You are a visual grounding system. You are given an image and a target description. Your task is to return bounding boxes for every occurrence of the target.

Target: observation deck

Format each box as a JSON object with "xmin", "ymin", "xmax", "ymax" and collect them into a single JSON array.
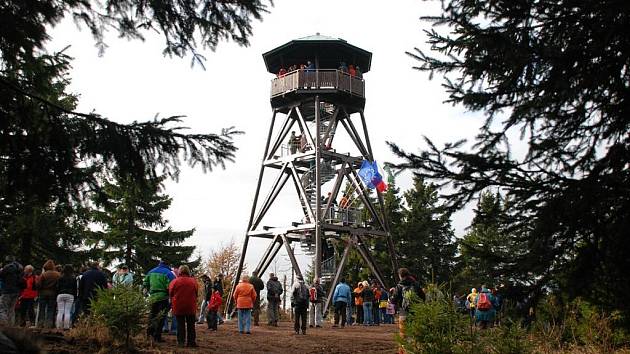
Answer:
[
  {"xmin": 270, "ymin": 69, "xmax": 365, "ymax": 111},
  {"xmin": 263, "ymin": 34, "xmax": 372, "ymax": 112}
]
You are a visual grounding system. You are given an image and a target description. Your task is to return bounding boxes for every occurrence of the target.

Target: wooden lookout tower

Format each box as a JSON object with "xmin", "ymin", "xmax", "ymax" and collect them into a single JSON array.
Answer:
[{"xmin": 227, "ymin": 34, "xmax": 398, "ymax": 315}]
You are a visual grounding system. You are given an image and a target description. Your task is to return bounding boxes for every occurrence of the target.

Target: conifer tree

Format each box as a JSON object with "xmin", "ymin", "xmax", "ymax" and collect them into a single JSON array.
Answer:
[
  {"xmin": 397, "ymin": 177, "xmax": 457, "ymax": 285},
  {"xmin": 391, "ymin": 0, "xmax": 630, "ymax": 315},
  {"xmin": 91, "ymin": 174, "xmax": 197, "ymax": 274},
  {"xmin": 456, "ymin": 191, "xmax": 526, "ymax": 292},
  {"xmin": 0, "ymin": 0, "xmax": 271, "ymax": 262}
]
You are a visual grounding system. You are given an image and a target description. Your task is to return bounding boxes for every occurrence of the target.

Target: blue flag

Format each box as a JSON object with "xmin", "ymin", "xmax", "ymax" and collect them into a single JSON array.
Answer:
[{"xmin": 358, "ymin": 160, "xmax": 383, "ymax": 189}]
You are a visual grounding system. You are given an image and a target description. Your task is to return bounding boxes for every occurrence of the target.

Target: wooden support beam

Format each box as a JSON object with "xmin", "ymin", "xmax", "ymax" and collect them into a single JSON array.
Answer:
[
  {"xmin": 323, "ymin": 236, "xmax": 353, "ymax": 315},
  {"xmin": 321, "ymin": 162, "xmax": 346, "ymax": 223},
  {"xmin": 260, "ymin": 238, "xmax": 284, "ymax": 276},
  {"xmin": 358, "ymin": 110, "xmax": 374, "ymax": 160},
  {"xmin": 314, "ymin": 95, "xmax": 322, "ymax": 281},
  {"xmin": 253, "ymin": 235, "xmax": 280, "ymax": 274},
  {"xmin": 281, "ymin": 234, "xmax": 303, "ymax": 280},
  {"xmin": 228, "ymin": 109, "xmax": 277, "ymax": 316},
  {"xmin": 289, "ymin": 163, "xmax": 315, "ymax": 222},
  {"xmin": 295, "ymin": 106, "xmax": 316, "ymax": 149},
  {"xmin": 346, "ymin": 170, "xmax": 387, "ymax": 232},
  {"xmin": 345, "ymin": 113, "xmax": 373, "ymax": 160},
  {"xmin": 340, "ymin": 118, "xmax": 369, "ymax": 158},
  {"xmin": 251, "ymin": 163, "xmax": 290, "ymax": 231},
  {"xmin": 267, "ymin": 108, "xmax": 295, "ymax": 160},
  {"xmin": 355, "ymin": 235, "xmax": 387, "ymax": 289}
]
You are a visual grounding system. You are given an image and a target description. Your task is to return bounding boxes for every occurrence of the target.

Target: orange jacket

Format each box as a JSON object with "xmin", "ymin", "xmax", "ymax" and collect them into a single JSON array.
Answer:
[
  {"xmin": 354, "ymin": 286, "xmax": 363, "ymax": 305},
  {"xmin": 233, "ymin": 281, "xmax": 257, "ymax": 309}
]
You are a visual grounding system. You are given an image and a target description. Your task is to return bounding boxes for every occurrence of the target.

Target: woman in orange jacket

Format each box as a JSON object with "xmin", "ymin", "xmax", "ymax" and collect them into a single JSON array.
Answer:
[
  {"xmin": 353, "ymin": 282, "xmax": 364, "ymax": 324},
  {"xmin": 233, "ymin": 275, "xmax": 257, "ymax": 334}
]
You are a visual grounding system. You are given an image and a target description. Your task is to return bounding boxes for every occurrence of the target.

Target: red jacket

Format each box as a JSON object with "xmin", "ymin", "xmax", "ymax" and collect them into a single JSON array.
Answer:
[
  {"xmin": 207, "ymin": 291, "xmax": 223, "ymax": 312},
  {"xmin": 20, "ymin": 274, "xmax": 38, "ymax": 299},
  {"xmin": 168, "ymin": 275, "xmax": 198, "ymax": 316}
]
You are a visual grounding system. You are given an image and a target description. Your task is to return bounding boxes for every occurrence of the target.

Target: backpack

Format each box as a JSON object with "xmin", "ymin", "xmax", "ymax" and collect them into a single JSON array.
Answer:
[
  {"xmin": 309, "ymin": 286, "xmax": 317, "ymax": 302},
  {"xmin": 400, "ymin": 285, "xmax": 416, "ymax": 312},
  {"xmin": 295, "ymin": 283, "xmax": 309, "ymax": 305},
  {"xmin": 477, "ymin": 293, "xmax": 492, "ymax": 311}
]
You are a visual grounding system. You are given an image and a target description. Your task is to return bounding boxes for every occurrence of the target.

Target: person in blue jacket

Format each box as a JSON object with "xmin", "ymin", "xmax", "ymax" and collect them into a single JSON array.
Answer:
[
  {"xmin": 332, "ymin": 277, "xmax": 352, "ymax": 328},
  {"xmin": 474, "ymin": 285, "xmax": 498, "ymax": 329}
]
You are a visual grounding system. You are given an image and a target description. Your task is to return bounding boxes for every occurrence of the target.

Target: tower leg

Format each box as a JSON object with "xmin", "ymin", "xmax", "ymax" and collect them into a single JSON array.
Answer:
[
  {"xmin": 227, "ymin": 110, "xmax": 277, "ymax": 316},
  {"xmin": 323, "ymin": 236, "xmax": 353, "ymax": 315},
  {"xmin": 314, "ymin": 95, "xmax": 322, "ymax": 281}
]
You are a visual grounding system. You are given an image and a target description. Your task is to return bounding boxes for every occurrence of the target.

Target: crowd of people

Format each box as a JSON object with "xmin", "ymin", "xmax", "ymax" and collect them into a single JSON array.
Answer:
[
  {"xmin": 227, "ymin": 267, "xmax": 424, "ymax": 342},
  {"xmin": 0, "ymin": 255, "xmax": 225, "ymax": 348},
  {"xmin": 453, "ymin": 285, "xmax": 503, "ymax": 329},
  {"xmin": 276, "ymin": 60, "xmax": 363, "ymax": 79},
  {"xmin": 3, "ymin": 254, "xmax": 501, "ymax": 351},
  {"xmin": 0, "ymin": 256, "xmax": 110, "ymax": 329}
]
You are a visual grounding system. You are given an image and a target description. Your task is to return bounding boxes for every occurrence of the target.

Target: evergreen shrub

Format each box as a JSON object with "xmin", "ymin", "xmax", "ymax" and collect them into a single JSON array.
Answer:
[{"xmin": 90, "ymin": 286, "xmax": 148, "ymax": 351}]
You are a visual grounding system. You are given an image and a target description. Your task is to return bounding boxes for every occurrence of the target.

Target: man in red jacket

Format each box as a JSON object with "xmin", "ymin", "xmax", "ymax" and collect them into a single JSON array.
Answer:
[{"xmin": 168, "ymin": 265, "xmax": 198, "ymax": 347}]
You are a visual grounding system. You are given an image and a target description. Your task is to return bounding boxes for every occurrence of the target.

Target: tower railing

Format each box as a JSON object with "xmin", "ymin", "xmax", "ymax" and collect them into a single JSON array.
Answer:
[{"xmin": 270, "ymin": 69, "xmax": 365, "ymax": 97}]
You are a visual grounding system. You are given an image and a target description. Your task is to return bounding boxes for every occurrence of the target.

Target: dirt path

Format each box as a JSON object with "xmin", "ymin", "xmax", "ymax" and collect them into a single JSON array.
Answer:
[
  {"xmin": 39, "ymin": 320, "xmax": 399, "ymax": 353},
  {"xmin": 153, "ymin": 321, "xmax": 399, "ymax": 353}
]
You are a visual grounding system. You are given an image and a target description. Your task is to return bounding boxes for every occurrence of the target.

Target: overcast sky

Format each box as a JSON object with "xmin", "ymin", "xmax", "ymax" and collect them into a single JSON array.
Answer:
[{"xmin": 48, "ymin": 0, "xmax": 487, "ymax": 277}]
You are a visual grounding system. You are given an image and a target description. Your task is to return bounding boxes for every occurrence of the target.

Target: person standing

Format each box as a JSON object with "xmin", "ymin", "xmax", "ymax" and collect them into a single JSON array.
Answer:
[
  {"xmin": 266, "ymin": 273, "xmax": 283, "ymax": 326},
  {"xmin": 144, "ymin": 260, "xmax": 175, "ymax": 343},
  {"xmin": 37, "ymin": 259, "xmax": 60, "ymax": 328},
  {"xmin": 18, "ymin": 265, "xmax": 38, "ymax": 327},
  {"xmin": 78, "ymin": 261, "xmax": 107, "ymax": 316},
  {"xmin": 466, "ymin": 288, "xmax": 478, "ymax": 319},
  {"xmin": 289, "ymin": 131, "xmax": 298, "ymax": 154},
  {"xmin": 378, "ymin": 285, "xmax": 389, "ymax": 324},
  {"xmin": 361, "ymin": 280, "xmax": 374, "ymax": 326},
  {"xmin": 196, "ymin": 274, "xmax": 211, "ymax": 324},
  {"xmin": 353, "ymin": 282, "xmax": 364, "ymax": 325},
  {"xmin": 55, "ymin": 265, "xmax": 77, "ymax": 329},
  {"xmin": 213, "ymin": 273, "xmax": 225, "ymax": 325},
  {"xmin": 308, "ymin": 278, "xmax": 325, "ymax": 328},
  {"xmin": 393, "ymin": 268, "xmax": 425, "ymax": 354},
  {"xmin": 474, "ymin": 285, "xmax": 498, "ymax": 329},
  {"xmin": 112, "ymin": 264, "xmax": 133, "ymax": 287},
  {"xmin": 372, "ymin": 282, "xmax": 381, "ymax": 326},
  {"xmin": 206, "ymin": 285, "xmax": 222, "ymax": 331},
  {"xmin": 249, "ymin": 271, "xmax": 264, "ymax": 326},
  {"xmin": 168, "ymin": 265, "xmax": 198, "ymax": 347},
  {"xmin": 291, "ymin": 276, "xmax": 309, "ymax": 335},
  {"xmin": 332, "ymin": 277, "xmax": 352, "ymax": 328},
  {"xmin": 0, "ymin": 255, "xmax": 23, "ymax": 326},
  {"xmin": 233, "ymin": 275, "xmax": 256, "ymax": 334}
]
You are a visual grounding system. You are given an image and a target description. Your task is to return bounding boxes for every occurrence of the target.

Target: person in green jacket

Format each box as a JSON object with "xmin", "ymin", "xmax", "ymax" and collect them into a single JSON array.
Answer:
[{"xmin": 144, "ymin": 260, "xmax": 175, "ymax": 342}]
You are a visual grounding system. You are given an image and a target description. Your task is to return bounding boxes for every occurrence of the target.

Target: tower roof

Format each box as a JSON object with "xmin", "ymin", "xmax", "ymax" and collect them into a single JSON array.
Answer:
[{"xmin": 262, "ymin": 34, "xmax": 372, "ymax": 74}]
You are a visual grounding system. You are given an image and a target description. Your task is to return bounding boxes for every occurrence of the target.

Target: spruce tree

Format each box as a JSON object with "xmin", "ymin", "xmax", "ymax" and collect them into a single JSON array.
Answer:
[
  {"xmin": 397, "ymin": 177, "xmax": 457, "ymax": 285},
  {"xmin": 91, "ymin": 174, "xmax": 197, "ymax": 274},
  {"xmin": 391, "ymin": 0, "xmax": 630, "ymax": 316},
  {"xmin": 0, "ymin": 0, "xmax": 271, "ymax": 263},
  {"xmin": 457, "ymin": 191, "xmax": 526, "ymax": 292}
]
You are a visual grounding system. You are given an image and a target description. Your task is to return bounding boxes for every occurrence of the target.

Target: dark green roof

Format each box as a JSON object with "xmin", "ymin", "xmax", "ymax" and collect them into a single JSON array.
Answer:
[{"xmin": 262, "ymin": 34, "xmax": 372, "ymax": 74}]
